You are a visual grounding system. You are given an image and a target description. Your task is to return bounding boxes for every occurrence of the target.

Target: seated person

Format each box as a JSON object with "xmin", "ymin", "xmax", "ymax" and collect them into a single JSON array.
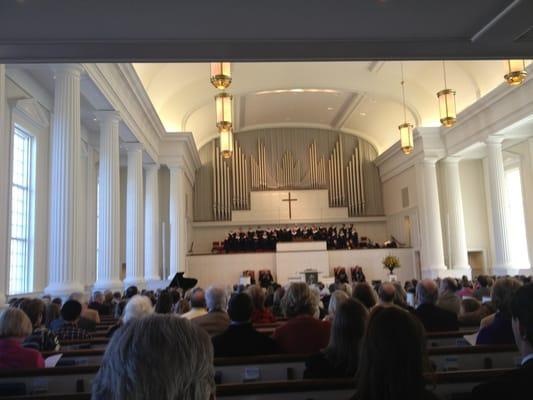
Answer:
[
  {"xmin": 272, "ymin": 282, "xmax": 330, "ymax": 354},
  {"xmin": 352, "ymin": 282, "xmax": 377, "ymax": 310},
  {"xmin": 304, "ymin": 298, "xmax": 368, "ymax": 379},
  {"xmin": 107, "ymin": 295, "xmax": 154, "ymax": 337},
  {"xmin": 352, "ymin": 306, "xmax": 439, "ymax": 400},
  {"xmin": 19, "ymin": 298, "xmax": 60, "ymax": 351},
  {"xmin": 378, "ymin": 283, "xmax": 396, "ymax": 307},
  {"xmin": 246, "ymin": 285, "xmax": 275, "ymax": 324},
  {"xmin": 52, "ymin": 300, "xmax": 91, "ymax": 341},
  {"xmin": 0, "ymin": 308, "xmax": 45, "ymax": 368},
  {"xmin": 414, "ymin": 279, "xmax": 458, "ymax": 332},
  {"xmin": 477, "ymin": 277, "xmax": 522, "ymax": 345},
  {"xmin": 192, "ymin": 286, "xmax": 230, "ymax": 337},
  {"xmin": 92, "ymin": 314, "xmax": 215, "ymax": 399},
  {"xmin": 212, "ymin": 293, "xmax": 278, "ymax": 357},
  {"xmin": 181, "ymin": 288, "xmax": 208, "ymax": 320},
  {"xmin": 472, "ymin": 283, "xmax": 533, "ymax": 399},
  {"xmin": 437, "ymin": 278, "xmax": 461, "ymax": 315},
  {"xmin": 473, "ymin": 275, "xmax": 492, "ymax": 301},
  {"xmin": 323, "ymin": 290, "xmax": 349, "ymax": 322},
  {"xmin": 88, "ymin": 291, "xmax": 111, "ymax": 316}
]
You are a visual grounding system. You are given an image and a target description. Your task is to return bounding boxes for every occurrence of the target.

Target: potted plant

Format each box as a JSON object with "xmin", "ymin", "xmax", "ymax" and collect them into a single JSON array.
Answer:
[{"xmin": 383, "ymin": 255, "xmax": 400, "ymax": 275}]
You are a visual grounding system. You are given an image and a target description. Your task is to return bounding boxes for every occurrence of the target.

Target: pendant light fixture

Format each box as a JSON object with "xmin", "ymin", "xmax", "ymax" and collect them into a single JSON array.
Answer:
[
  {"xmin": 215, "ymin": 92, "xmax": 233, "ymax": 131},
  {"xmin": 504, "ymin": 60, "xmax": 527, "ymax": 86},
  {"xmin": 436, "ymin": 61, "xmax": 457, "ymax": 128},
  {"xmin": 210, "ymin": 62, "xmax": 232, "ymax": 89},
  {"xmin": 219, "ymin": 126, "xmax": 234, "ymax": 159},
  {"xmin": 398, "ymin": 62, "xmax": 414, "ymax": 155}
]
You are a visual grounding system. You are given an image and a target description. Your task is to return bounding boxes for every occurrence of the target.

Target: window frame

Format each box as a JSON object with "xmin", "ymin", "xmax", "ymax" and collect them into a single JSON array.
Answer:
[{"xmin": 8, "ymin": 123, "xmax": 36, "ymax": 295}]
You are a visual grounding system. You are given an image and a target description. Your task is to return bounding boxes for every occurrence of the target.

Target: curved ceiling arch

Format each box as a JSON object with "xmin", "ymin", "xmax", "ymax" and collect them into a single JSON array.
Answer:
[{"xmin": 134, "ymin": 60, "xmax": 517, "ymax": 154}]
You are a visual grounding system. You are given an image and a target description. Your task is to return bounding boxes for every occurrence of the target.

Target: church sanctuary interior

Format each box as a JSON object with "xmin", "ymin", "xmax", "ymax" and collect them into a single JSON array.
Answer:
[{"xmin": 1, "ymin": 1, "xmax": 533, "ymax": 399}]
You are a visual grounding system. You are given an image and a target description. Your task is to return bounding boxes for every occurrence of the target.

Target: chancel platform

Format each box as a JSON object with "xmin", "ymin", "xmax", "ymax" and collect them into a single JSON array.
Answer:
[{"xmin": 186, "ymin": 247, "xmax": 415, "ymax": 288}]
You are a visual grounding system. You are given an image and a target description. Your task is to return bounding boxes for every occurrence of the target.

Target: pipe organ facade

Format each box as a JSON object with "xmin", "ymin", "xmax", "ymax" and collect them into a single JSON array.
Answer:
[{"xmin": 194, "ymin": 128, "xmax": 382, "ymax": 221}]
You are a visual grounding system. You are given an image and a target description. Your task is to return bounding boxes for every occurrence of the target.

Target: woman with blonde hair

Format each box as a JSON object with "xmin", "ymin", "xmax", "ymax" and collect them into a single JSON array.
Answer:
[{"xmin": 0, "ymin": 308, "xmax": 45, "ymax": 368}]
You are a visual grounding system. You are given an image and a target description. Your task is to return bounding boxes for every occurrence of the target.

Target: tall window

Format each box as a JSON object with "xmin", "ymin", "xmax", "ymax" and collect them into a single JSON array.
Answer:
[
  {"xmin": 504, "ymin": 167, "xmax": 530, "ymax": 269},
  {"xmin": 9, "ymin": 125, "xmax": 34, "ymax": 294}
]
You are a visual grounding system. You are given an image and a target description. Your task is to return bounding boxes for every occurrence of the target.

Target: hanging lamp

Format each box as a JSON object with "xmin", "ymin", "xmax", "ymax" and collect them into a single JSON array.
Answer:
[
  {"xmin": 398, "ymin": 62, "xmax": 414, "ymax": 155},
  {"xmin": 436, "ymin": 61, "xmax": 457, "ymax": 128}
]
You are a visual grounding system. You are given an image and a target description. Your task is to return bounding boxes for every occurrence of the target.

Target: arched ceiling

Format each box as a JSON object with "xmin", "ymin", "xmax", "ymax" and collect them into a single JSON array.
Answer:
[{"xmin": 133, "ymin": 60, "xmax": 527, "ymax": 153}]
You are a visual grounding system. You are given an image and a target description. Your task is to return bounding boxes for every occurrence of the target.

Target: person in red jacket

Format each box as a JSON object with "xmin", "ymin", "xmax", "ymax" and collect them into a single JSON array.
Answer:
[
  {"xmin": 247, "ymin": 285, "xmax": 276, "ymax": 324},
  {"xmin": 0, "ymin": 307, "xmax": 45, "ymax": 369},
  {"xmin": 273, "ymin": 282, "xmax": 330, "ymax": 354}
]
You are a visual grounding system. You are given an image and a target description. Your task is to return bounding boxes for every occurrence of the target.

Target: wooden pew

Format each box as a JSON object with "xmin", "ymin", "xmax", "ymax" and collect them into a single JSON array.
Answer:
[
  {"xmin": 39, "ymin": 345, "xmax": 519, "ymax": 380},
  {"xmin": 0, "ymin": 369, "xmax": 513, "ymax": 399}
]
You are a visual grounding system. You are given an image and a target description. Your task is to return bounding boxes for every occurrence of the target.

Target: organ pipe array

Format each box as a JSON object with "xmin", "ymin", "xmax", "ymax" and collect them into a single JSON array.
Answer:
[
  {"xmin": 213, "ymin": 143, "xmax": 232, "ymax": 220},
  {"xmin": 276, "ymin": 152, "xmax": 301, "ymax": 189},
  {"xmin": 231, "ymin": 140, "xmax": 249, "ymax": 210},
  {"xmin": 308, "ymin": 141, "xmax": 327, "ymax": 188},
  {"xmin": 251, "ymin": 140, "xmax": 268, "ymax": 190},
  {"xmin": 212, "ymin": 135, "xmax": 367, "ymax": 219},
  {"xmin": 328, "ymin": 137, "xmax": 345, "ymax": 207},
  {"xmin": 346, "ymin": 145, "xmax": 365, "ymax": 216}
]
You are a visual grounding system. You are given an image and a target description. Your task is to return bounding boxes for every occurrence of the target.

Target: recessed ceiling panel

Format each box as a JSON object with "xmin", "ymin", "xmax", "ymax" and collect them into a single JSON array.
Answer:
[{"xmin": 243, "ymin": 91, "xmax": 351, "ymax": 127}]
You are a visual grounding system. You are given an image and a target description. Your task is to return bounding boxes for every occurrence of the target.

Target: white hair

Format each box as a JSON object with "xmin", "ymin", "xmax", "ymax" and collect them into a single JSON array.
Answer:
[
  {"xmin": 328, "ymin": 290, "xmax": 350, "ymax": 317},
  {"xmin": 123, "ymin": 295, "xmax": 154, "ymax": 323},
  {"xmin": 205, "ymin": 285, "xmax": 228, "ymax": 312},
  {"xmin": 92, "ymin": 314, "xmax": 215, "ymax": 399}
]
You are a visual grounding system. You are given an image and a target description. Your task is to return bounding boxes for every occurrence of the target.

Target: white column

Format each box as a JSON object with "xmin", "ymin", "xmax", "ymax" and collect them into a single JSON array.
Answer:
[
  {"xmin": 94, "ymin": 111, "xmax": 122, "ymax": 291},
  {"xmin": 486, "ymin": 137, "xmax": 515, "ymax": 275},
  {"xmin": 85, "ymin": 147, "xmax": 98, "ymax": 287},
  {"xmin": 144, "ymin": 164, "xmax": 160, "ymax": 282},
  {"xmin": 442, "ymin": 158, "xmax": 471, "ymax": 278},
  {"xmin": 0, "ymin": 64, "xmax": 8, "ymax": 304},
  {"xmin": 124, "ymin": 144, "xmax": 145, "ymax": 288},
  {"xmin": 169, "ymin": 165, "xmax": 186, "ymax": 278},
  {"xmin": 416, "ymin": 159, "xmax": 447, "ymax": 278},
  {"xmin": 46, "ymin": 64, "xmax": 85, "ymax": 296}
]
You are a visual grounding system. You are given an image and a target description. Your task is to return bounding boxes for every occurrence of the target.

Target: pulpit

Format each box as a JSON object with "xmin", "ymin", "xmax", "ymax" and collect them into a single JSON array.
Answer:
[{"xmin": 275, "ymin": 241, "xmax": 329, "ymax": 284}]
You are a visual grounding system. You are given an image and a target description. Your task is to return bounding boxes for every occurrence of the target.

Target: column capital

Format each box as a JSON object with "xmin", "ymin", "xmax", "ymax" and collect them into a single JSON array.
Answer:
[
  {"xmin": 145, "ymin": 163, "xmax": 160, "ymax": 172},
  {"xmin": 441, "ymin": 156, "xmax": 462, "ymax": 165},
  {"xmin": 94, "ymin": 110, "xmax": 121, "ymax": 124},
  {"xmin": 486, "ymin": 135, "xmax": 505, "ymax": 146},
  {"xmin": 52, "ymin": 64, "xmax": 85, "ymax": 77},
  {"xmin": 123, "ymin": 142, "xmax": 144, "ymax": 153}
]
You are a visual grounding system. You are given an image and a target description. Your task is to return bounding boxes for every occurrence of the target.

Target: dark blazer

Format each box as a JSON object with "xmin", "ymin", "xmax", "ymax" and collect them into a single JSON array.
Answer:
[
  {"xmin": 472, "ymin": 358, "xmax": 533, "ymax": 399},
  {"xmin": 476, "ymin": 312, "xmax": 515, "ymax": 345},
  {"xmin": 212, "ymin": 323, "xmax": 278, "ymax": 357},
  {"xmin": 414, "ymin": 303, "xmax": 459, "ymax": 332}
]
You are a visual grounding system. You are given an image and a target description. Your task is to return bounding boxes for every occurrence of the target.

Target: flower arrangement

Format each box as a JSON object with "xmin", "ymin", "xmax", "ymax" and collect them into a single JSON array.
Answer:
[{"xmin": 383, "ymin": 255, "xmax": 400, "ymax": 275}]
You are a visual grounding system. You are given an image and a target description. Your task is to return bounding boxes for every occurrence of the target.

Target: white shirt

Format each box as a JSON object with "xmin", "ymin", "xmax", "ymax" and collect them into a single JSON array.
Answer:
[{"xmin": 181, "ymin": 307, "xmax": 208, "ymax": 320}]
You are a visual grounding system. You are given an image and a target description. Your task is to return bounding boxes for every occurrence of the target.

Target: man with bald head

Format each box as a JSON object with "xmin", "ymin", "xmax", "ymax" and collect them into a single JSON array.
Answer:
[
  {"xmin": 378, "ymin": 283, "xmax": 396, "ymax": 306},
  {"xmin": 414, "ymin": 279, "xmax": 458, "ymax": 332}
]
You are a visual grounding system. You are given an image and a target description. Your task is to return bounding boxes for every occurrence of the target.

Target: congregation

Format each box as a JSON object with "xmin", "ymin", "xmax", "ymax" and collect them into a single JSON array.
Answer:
[{"xmin": 0, "ymin": 273, "xmax": 532, "ymax": 399}]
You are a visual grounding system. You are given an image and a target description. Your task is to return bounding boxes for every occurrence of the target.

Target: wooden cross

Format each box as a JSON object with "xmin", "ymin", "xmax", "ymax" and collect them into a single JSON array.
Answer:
[{"xmin": 282, "ymin": 192, "xmax": 298, "ymax": 219}]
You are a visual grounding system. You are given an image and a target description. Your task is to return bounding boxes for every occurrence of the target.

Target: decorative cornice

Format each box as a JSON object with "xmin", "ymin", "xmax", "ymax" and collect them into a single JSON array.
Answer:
[
  {"xmin": 442, "ymin": 63, "xmax": 533, "ymax": 155},
  {"xmin": 159, "ymin": 132, "xmax": 201, "ymax": 185},
  {"xmin": 11, "ymin": 98, "xmax": 50, "ymax": 129},
  {"xmin": 375, "ymin": 127, "xmax": 445, "ymax": 182},
  {"xmin": 82, "ymin": 63, "xmax": 162, "ymax": 163}
]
